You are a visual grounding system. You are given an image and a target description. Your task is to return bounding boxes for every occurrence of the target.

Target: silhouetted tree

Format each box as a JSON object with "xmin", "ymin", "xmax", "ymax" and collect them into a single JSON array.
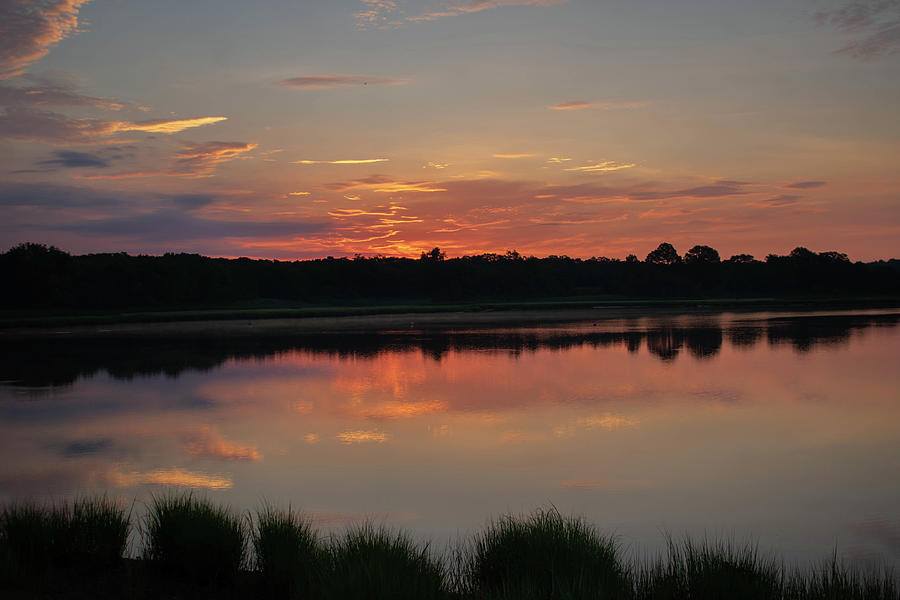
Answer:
[
  {"xmin": 625, "ymin": 254, "xmax": 639, "ymax": 264},
  {"xmin": 420, "ymin": 247, "xmax": 446, "ymax": 261},
  {"xmin": 726, "ymin": 254, "xmax": 755, "ymax": 263},
  {"xmin": 818, "ymin": 251, "xmax": 849, "ymax": 263},
  {"xmin": 645, "ymin": 242, "xmax": 681, "ymax": 265},
  {"xmin": 684, "ymin": 245, "xmax": 720, "ymax": 264}
]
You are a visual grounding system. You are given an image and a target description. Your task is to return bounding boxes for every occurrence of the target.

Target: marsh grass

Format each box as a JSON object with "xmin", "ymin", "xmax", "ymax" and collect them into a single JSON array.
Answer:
[
  {"xmin": 783, "ymin": 555, "xmax": 899, "ymax": 600},
  {"xmin": 325, "ymin": 521, "xmax": 446, "ymax": 599},
  {"xmin": 462, "ymin": 507, "xmax": 629, "ymax": 599},
  {"xmin": 253, "ymin": 504, "xmax": 323, "ymax": 597},
  {"xmin": 2, "ymin": 497, "xmax": 898, "ymax": 599},
  {"xmin": 636, "ymin": 535, "xmax": 782, "ymax": 600},
  {"xmin": 142, "ymin": 492, "xmax": 247, "ymax": 585},
  {"xmin": 0, "ymin": 496, "xmax": 128, "ymax": 582}
]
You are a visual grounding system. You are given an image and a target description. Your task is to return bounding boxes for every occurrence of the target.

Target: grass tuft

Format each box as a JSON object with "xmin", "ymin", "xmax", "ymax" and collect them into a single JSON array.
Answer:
[
  {"xmin": 142, "ymin": 491, "xmax": 247, "ymax": 585},
  {"xmin": 0, "ymin": 496, "xmax": 127, "ymax": 582},
  {"xmin": 326, "ymin": 521, "xmax": 446, "ymax": 599},
  {"xmin": 463, "ymin": 507, "xmax": 629, "ymax": 599},
  {"xmin": 636, "ymin": 535, "xmax": 782, "ymax": 600},
  {"xmin": 783, "ymin": 554, "xmax": 899, "ymax": 600},
  {"xmin": 253, "ymin": 503, "xmax": 323, "ymax": 596}
]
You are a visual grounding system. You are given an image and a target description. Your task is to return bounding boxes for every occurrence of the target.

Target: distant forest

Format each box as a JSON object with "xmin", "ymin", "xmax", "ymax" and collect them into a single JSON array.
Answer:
[{"xmin": 2, "ymin": 242, "xmax": 898, "ymax": 311}]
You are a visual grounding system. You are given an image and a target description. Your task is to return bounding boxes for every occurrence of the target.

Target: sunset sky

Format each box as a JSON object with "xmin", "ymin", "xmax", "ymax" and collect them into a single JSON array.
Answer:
[{"xmin": 1, "ymin": 0, "xmax": 898, "ymax": 260}]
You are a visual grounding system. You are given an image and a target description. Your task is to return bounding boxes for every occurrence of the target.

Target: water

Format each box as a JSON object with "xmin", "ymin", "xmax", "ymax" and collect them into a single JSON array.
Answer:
[{"xmin": 1, "ymin": 308, "xmax": 898, "ymax": 568}]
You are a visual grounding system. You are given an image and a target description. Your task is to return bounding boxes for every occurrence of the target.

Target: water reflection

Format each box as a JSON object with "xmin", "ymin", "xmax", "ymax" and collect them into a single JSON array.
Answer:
[
  {"xmin": 0, "ymin": 309, "xmax": 898, "ymax": 569},
  {"xmin": 1, "ymin": 311, "xmax": 896, "ymax": 389}
]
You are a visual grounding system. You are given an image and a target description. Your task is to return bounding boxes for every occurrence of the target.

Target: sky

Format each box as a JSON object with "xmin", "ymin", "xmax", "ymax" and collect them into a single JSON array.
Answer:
[{"xmin": 0, "ymin": 0, "xmax": 898, "ymax": 260}]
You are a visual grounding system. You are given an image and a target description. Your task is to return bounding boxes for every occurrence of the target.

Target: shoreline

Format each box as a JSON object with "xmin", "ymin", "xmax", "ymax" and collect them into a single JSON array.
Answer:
[{"xmin": 1, "ymin": 298, "xmax": 899, "ymax": 340}]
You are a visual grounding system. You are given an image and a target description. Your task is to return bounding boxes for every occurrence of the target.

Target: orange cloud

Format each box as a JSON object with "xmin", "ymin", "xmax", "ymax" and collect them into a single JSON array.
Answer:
[
  {"xmin": 564, "ymin": 161, "xmax": 635, "ymax": 173},
  {"xmin": 294, "ymin": 158, "xmax": 389, "ymax": 165},
  {"xmin": 112, "ymin": 116, "xmax": 227, "ymax": 134},
  {"xmin": 550, "ymin": 100, "xmax": 648, "ymax": 111},
  {"xmin": 0, "ymin": 0, "xmax": 92, "ymax": 78},
  {"xmin": 336, "ymin": 430, "xmax": 389, "ymax": 444},
  {"xmin": 77, "ymin": 140, "xmax": 257, "ymax": 179},
  {"xmin": 493, "ymin": 153, "xmax": 537, "ymax": 159},
  {"xmin": 0, "ymin": 109, "xmax": 226, "ymax": 145}
]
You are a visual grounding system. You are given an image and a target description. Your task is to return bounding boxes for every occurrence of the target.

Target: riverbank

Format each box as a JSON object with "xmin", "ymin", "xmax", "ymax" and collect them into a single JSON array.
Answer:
[
  {"xmin": 2, "ymin": 296, "xmax": 899, "ymax": 340},
  {"xmin": 1, "ymin": 497, "xmax": 896, "ymax": 600}
]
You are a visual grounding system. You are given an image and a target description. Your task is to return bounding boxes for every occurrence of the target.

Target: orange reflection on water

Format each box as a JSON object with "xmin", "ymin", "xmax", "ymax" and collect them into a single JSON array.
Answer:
[
  {"xmin": 181, "ymin": 425, "xmax": 262, "ymax": 461},
  {"xmin": 336, "ymin": 430, "xmax": 389, "ymax": 444},
  {"xmin": 108, "ymin": 468, "xmax": 233, "ymax": 490}
]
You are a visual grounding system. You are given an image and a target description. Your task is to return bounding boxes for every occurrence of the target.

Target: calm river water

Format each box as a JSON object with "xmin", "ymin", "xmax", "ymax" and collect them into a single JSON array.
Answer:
[{"xmin": 1, "ymin": 308, "xmax": 899, "ymax": 567}]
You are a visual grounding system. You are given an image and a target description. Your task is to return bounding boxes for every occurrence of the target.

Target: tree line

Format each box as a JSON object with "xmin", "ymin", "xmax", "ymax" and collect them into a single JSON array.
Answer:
[{"xmin": 1, "ymin": 242, "xmax": 898, "ymax": 310}]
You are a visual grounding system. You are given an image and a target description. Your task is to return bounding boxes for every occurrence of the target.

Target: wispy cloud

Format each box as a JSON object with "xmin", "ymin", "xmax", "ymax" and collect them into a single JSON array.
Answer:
[
  {"xmin": 0, "ymin": 0, "xmax": 92, "ymax": 78},
  {"xmin": 355, "ymin": 0, "xmax": 567, "ymax": 28},
  {"xmin": 293, "ymin": 158, "xmax": 389, "ymax": 165},
  {"xmin": 815, "ymin": 0, "xmax": 900, "ymax": 60},
  {"xmin": 325, "ymin": 175, "xmax": 445, "ymax": 193},
  {"xmin": 0, "ymin": 108, "xmax": 226, "ymax": 144},
  {"xmin": 154, "ymin": 140, "xmax": 257, "ymax": 177},
  {"xmin": 273, "ymin": 75, "xmax": 408, "ymax": 88},
  {"xmin": 784, "ymin": 180, "xmax": 827, "ymax": 189},
  {"xmin": 753, "ymin": 194, "xmax": 802, "ymax": 208},
  {"xmin": 549, "ymin": 100, "xmax": 649, "ymax": 111},
  {"xmin": 115, "ymin": 116, "xmax": 227, "ymax": 134},
  {"xmin": 564, "ymin": 161, "xmax": 635, "ymax": 173},
  {"xmin": 493, "ymin": 153, "xmax": 536, "ymax": 159},
  {"xmin": 76, "ymin": 141, "xmax": 257, "ymax": 179},
  {"xmin": 336, "ymin": 430, "xmax": 389, "ymax": 444},
  {"xmin": 0, "ymin": 78, "xmax": 143, "ymax": 111},
  {"xmin": 354, "ymin": 0, "xmax": 399, "ymax": 27},
  {"xmin": 34, "ymin": 148, "xmax": 134, "ymax": 170}
]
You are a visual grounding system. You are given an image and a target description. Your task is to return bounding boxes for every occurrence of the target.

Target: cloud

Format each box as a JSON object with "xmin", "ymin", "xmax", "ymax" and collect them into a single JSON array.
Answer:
[
  {"xmin": 0, "ymin": 78, "xmax": 142, "ymax": 111},
  {"xmin": 293, "ymin": 158, "xmax": 389, "ymax": 165},
  {"xmin": 549, "ymin": 100, "xmax": 649, "ymax": 111},
  {"xmin": 354, "ymin": 0, "xmax": 399, "ymax": 27},
  {"xmin": 169, "ymin": 193, "xmax": 215, "ymax": 210},
  {"xmin": 78, "ymin": 141, "xmax": 256, "ymax": 179},
  {"xmin": 168, "ymin": 140, "xmax": 256, "ymax": 177},
  {"xmin": 784, "ymin": 180, "xmax": 827, "ymax": 189},
  {"xmin": 0, "ymin": 181, "xmax": 123, "ymax": 207},
  {"xmin": 0, "ymin": 107, "xmax": 227, "ymax": 144},
  {"xmin": 423, "ymin": 161, "xmax": 449, "ymax": 169},
  {"xmin": 115, "ymin": 116, "xmax": 227, "ymax": 134},
  {"xmin": 324, "ymin": 175, "xmax": 446, "ymax": 193},
  {"xmin": 181, "ymin": 426, "xmax": 262, "ymax": 461},
  {"xmin": 57, "ymin": 209, "xmax": 328, "ymax": 242},
  {"xmin": 564, "ymin": 161, "xmax": 636, "ymax": 173},
  {"xmin": 493, "ymin": 153, "xmax": 536, "ymax": 159},
  {"xmin": 355, "ymin": 0, "xmax": 567, "ymax": 28},
  {"xmin": 815, "ymin": 1, "xmax": 900, "ymax": 60},
  {"xmin": 37, "ymin": 150, "xmax": 109, "ymax": 168},
  {"xmin": 754, "ymin": 194, "xmax": 802, "ymax": 207},
  {"xmin": 273, "ymin": 75, "xmax": 407, "ymax": 88},
  {"xmin": 336, "ymin": 430, "xmax": 389, "ymax": 443},
  {"xmin": 0, "ymin": 0, "xmax": 92, "ymax": 78}
]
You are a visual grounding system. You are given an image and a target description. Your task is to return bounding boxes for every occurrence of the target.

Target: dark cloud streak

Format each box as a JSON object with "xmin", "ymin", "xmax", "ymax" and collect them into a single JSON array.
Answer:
[{"xmin": 815, "ymin": 0, "xmax": 900, "ymax": 60}]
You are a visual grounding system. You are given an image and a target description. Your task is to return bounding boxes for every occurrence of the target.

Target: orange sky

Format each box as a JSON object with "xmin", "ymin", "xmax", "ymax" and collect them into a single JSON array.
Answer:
[{"xmin": 1, "ymin": 0, "xmax": 898, "ymax": 260}]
